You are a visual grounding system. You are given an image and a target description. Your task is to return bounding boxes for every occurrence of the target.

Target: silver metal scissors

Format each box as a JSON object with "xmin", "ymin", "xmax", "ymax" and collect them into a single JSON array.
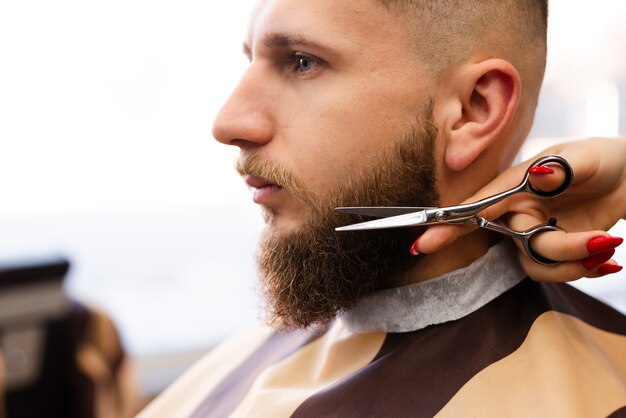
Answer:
[{"xmin": 335, "ymin": 155, "xmax": 574, "ymax": 265}]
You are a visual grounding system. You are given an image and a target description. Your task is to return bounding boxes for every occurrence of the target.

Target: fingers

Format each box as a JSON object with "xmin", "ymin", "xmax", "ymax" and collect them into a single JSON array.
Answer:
[
  {"xmin": 519, "ymin": 253, "xmax": 623, "ymax": 283},
  {"xmin": 410, "ymin": 149, "xmax": 621, "ymax": 264},
  {"xmin": 527, "ymin": 229, "xmax": 617, "ymax": 261},
  {"xmin": 411, "ymin": 224, "xmax": 474, "ymax": 255},
  {"xmin": 455, "ymin": 160, "xmax": 566, "ymax": 222},
  {"xmin": 511, "ymin": 214, "xmax": 624, "ymax": 282},
  {"xmin": 527, "ymin": 163, "xmax": 566, "ymax": 194},
  {"xmin": 506, "ymin": 211, "xmax": 623, "ymax": 260},
  {"xmin": 414, "ymin": 164, "xmax": 583, "ymax": 256},
  {"xmin": 413, "ymin": 163, "xmax": 562, "ymax": 255}
]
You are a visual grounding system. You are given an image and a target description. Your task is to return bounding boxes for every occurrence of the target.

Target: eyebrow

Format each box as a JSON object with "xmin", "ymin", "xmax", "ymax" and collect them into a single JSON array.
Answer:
[
  {"xmin": 243, "ymin": 32, "xmax": 334, "ymax": 59},
  {"xmin": 263, "ymin": 33, "xmax": 324, "ymax": 49}
]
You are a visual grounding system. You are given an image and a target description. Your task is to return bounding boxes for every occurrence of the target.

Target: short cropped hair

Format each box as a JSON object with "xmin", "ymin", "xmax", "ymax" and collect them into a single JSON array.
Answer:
[{"xmin": 378, "ymin": 0, "xmax": 548, "ymax": 106}]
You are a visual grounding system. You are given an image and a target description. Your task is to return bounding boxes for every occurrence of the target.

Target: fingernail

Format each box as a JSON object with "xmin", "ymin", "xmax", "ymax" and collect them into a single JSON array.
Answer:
[
  {"xmin": 582, "ymin": 249, "xmax": 615, "ymax": 270},
  {"xmin": 529, "ymin": 166, "xmax": 555, "ymax": 175},
  {"xmin": 587, "ymin": 236, "xmax": 624, "ymax": 253},
  {"xmin": 409, "ymin": 237, "xmax": 421, "ymax": 256},
  {"xmin": 597, "ymin": 264, "xmax": 623, "ymax": 276}
]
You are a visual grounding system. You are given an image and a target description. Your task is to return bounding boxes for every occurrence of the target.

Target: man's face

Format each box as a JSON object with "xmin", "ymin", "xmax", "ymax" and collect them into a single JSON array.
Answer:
[
  {"xmin": 213, "ymin": 0, "xmax": 436, "ymax": 233},
  {"xmin": 213, "ymin": 0, "xmax": 440, "ymax": 328}
]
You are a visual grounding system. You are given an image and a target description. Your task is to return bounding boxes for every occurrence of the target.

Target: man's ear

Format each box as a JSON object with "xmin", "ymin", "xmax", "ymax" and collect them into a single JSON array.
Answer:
[{"xmin": 437, "ymin": 59, "xmax": 521, "ymax": 171}]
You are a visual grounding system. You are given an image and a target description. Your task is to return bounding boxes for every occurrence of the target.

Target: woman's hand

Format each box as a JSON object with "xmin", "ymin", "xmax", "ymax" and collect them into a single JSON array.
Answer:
[{"xmin": 413, "ymin": 137, "xmax": 626, "ymax": 281}]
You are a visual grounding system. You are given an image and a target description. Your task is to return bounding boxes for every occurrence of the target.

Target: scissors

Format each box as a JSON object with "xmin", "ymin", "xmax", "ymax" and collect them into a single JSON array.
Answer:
[{"xmin": 335, "ymin": 155, "xmax": 574, "ymax": 265}]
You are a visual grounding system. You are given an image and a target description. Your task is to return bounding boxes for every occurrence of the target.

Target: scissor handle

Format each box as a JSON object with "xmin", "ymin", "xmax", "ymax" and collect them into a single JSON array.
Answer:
[
  {"xmin": 523, "ymin": 155, "xmax": 574, "ymax": 198},
  {"xmin": 434, "ymin": 155, "xmax": 574, "ymax": 223},
  {"xmin": 475, "ymin": 216, "xmax": 563, "ymax": 265},
  {"xmin": 522, "ymin": 218, "xmax": 564, "ymax": 265}
]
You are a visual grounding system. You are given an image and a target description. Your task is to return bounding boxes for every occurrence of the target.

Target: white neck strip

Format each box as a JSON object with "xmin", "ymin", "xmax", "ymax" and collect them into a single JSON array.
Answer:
[{"xmin": 340, "ymin": 240, "xmax": 526, "ymax": 334}]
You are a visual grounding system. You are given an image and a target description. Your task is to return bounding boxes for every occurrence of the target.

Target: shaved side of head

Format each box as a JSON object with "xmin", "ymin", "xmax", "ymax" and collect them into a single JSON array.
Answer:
[{"xmin": 377, "ymin": 0, "xmax": 548, "ymax": 109}]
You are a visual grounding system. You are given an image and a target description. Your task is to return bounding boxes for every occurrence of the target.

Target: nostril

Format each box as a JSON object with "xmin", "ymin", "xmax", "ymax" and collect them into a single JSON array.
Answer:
[{"xmin": 232, "ymin": 138, "xmax": 262, "ymax": 150}]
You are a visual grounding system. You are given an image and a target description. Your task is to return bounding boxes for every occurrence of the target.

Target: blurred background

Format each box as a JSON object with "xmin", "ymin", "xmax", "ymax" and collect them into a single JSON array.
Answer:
[{"xmin": 1, "ymin": 0, "xmax": 625, "ymax": 407}]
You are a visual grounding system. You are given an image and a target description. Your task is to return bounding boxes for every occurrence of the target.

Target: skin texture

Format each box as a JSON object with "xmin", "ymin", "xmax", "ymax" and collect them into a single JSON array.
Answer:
[{"xmin": 212, "ymin": 0, "xmax": 554, "ymax": 327}]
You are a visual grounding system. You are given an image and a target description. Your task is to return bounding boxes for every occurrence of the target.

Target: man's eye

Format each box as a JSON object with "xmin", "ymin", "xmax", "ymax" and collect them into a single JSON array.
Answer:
[
  {"xmin": 290, "ymin": 53, "xmax": 322, "ymax": 75},
  {"xmin": 297, "ymin": 55, "xmax": 313, "ymax": 72}
]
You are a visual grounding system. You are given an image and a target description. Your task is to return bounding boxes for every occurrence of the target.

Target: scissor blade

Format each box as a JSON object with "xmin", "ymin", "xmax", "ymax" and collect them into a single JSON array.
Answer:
[
  {"xmin": 335, "ymin": 206, "xmax": 434, "ymax": 218},
  {"xmin": 335, "ymin": 210, "xmax": 428, "ymax": 231}
]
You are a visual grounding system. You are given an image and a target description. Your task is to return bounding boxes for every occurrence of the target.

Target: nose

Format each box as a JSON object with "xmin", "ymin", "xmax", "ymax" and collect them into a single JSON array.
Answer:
[{"xmin": 212, "ymin": 67, "xmax": 274, "ymax": 149}]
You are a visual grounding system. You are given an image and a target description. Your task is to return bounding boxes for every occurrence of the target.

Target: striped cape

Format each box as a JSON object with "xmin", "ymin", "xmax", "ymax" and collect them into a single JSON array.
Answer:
[{"xmin": 140, "ymin": 244, "xmax": 626, "ymax": 418}]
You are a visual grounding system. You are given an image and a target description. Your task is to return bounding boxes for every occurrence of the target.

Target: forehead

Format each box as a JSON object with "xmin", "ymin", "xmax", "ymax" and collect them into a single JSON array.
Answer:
[{"xmin": 246, "ymin": 0, "xmax": 413, "ymax": 55}]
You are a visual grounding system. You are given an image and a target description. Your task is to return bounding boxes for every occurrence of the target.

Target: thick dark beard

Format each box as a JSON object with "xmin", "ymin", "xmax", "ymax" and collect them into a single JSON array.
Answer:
[{"xmin": 252, "ymin": 112, "xmax": 439, "ymax": 331}]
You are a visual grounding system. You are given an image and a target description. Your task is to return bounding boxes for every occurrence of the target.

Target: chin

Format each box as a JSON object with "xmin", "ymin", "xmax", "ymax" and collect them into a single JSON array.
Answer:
[{"xmin": 262, "ymin": 209, "xmax": 306, "ymax": 236}]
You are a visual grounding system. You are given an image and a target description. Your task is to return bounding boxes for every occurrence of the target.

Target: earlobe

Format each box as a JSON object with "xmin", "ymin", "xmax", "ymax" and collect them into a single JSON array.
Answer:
[{"xmin": 442, "ymin": 59, "xmax": 521, "ymax": 171}]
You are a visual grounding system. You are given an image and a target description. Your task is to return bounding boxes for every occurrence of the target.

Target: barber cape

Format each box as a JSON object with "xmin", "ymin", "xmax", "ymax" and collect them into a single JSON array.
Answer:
[{"xmin": 139, "ymin": 241, "xmax": 626, "ymax": 418}]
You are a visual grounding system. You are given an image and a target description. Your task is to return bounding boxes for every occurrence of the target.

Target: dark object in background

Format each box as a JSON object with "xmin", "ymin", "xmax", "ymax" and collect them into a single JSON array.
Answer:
[
  {"xmin": 0, "ymin": 256, "xmax": 131, "ymax": 418},
  {"xmin": 0, "ymin": 256, "xmax": 82, "ymax": 418}
]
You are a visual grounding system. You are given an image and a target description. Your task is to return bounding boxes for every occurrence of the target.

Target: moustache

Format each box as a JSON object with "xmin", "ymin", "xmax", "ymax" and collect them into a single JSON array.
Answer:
[{"xmin": 235, "ymin": 153, "xmax": 310, "ymax": 204}]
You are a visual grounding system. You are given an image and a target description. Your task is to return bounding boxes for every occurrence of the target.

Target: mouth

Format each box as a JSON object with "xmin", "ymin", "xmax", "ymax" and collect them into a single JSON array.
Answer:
[{"xmin": 244, "ymin": 175, "xmax": 284, "ymax": 204}]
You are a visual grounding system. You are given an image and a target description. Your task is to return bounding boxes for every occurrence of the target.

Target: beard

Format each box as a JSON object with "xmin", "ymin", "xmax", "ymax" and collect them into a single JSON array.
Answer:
[{"xmin": 237, "ymin": 108, "xmax": 440, "ymax": 330}]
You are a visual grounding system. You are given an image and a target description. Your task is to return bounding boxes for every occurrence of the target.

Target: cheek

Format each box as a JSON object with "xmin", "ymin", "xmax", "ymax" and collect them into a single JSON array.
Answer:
[
  {"xmin": 277, "ymin": 71, "xmax": 427, "ymax": 192},
  {"xmin": 281, "ymin": 92, "xmax": 401, "ymax": 188}
]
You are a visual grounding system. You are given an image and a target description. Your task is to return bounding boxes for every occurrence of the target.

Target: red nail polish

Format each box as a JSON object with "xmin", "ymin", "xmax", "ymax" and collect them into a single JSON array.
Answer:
[
  {"xmin": 582, "ymin": 249, "xmax": 615, "ymax": 270},
  {"xmin": 529, "ymin": 166, "xmax": 555, "ymax": 175},
  {"xmin": 587, "ymin": 236, "xmax": 624, "ymax": 253},
  {"xmin": 597, "ymin": 264, "xmax": 623, "ymax": 276},
  {"xmin": 409, "ymin": 237, "xmax": 420, "ymax": 256}
]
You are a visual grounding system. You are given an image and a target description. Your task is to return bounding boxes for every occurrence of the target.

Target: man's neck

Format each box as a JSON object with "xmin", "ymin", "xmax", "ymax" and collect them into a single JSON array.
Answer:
[{"xmin": 393, "ymin": 229, "xmax": 502, "ymax": 287}]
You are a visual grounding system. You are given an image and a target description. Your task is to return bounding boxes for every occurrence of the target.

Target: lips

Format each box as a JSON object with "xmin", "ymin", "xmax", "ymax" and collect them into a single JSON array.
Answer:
[
  {"xmin": 245, "ymin": 175, "xmax": 279, "ymax": 189},
  {"xmin": 244, "ymin": 175, "xmax": 283, "ymax": 204}
]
